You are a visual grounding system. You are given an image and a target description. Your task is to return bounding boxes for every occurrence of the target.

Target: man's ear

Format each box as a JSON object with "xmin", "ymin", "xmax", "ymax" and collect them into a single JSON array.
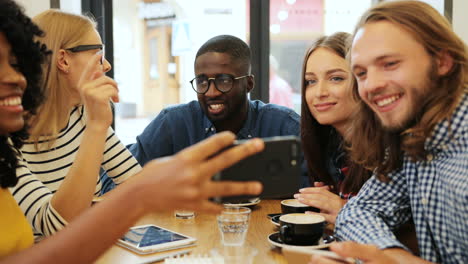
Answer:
[
  {"xmin": 57, "ymin": 49, "xmax": 70, "ymax": 74},
  {"xmin": 246, "ymin": 75, "xmax": 255, "ymax": 93},
  {"xmin": 436, "ymin": 50, "xmax": 454, "ymax": 76}
]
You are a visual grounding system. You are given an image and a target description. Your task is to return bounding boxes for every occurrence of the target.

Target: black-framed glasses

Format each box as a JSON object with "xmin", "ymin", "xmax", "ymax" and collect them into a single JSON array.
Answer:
[
  {"xmin": 190, "ymin": 74, "xmax": 251, "ymax": 94},
  {"xmin": 65, "ymin": 44, "xmax": 105, "ymax": 64}
]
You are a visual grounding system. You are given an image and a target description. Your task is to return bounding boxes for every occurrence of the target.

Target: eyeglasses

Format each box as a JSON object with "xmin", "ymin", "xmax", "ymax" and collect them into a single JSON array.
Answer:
[
  {"xmin": 190, "ymin": 74, "xmax": 251, "ymax": 94},
  {"xmin": 65, "ymin": 44, "xmax": 105, "ymax": 64}
]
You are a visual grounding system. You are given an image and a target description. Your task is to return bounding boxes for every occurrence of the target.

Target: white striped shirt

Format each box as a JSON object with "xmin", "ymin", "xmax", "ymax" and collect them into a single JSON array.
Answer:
[{"xmin": 11, "ymin": 105, "xmax": 142, "ymax": 238}]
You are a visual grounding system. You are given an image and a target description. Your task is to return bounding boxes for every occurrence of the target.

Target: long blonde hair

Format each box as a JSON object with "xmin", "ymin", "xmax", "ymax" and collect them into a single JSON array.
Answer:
[
  {"xmin": 30, "ymin": 9, "xmax": 96, "ymax": 148},
  {"xmin": 348, "ymin": 1, "xmax": 468, "ymax": 181}
]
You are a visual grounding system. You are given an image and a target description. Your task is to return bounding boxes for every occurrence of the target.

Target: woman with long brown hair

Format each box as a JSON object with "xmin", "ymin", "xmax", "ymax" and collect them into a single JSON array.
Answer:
[{"xmin": 294, "ymin": 32, "xmax": 370, "ymax": 224}]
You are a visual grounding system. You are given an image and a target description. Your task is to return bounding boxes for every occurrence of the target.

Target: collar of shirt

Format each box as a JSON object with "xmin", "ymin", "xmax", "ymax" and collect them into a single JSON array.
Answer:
[
  {"xmin": 424, "ymin": 92, "xmax": 468, "ymax": 157},
  {"xmin": 202, "ymin": 100, "xmax": 254, "ymax": 139}
]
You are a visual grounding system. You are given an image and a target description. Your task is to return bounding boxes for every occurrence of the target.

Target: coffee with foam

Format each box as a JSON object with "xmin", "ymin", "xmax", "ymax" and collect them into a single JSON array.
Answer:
[
  {"xmin": 280, "ymin": 213, "xmax": 324, "ymax": 224},
  {"xmin": 281, "ymin": 199, "xmax": 308, "ymax": 207}
]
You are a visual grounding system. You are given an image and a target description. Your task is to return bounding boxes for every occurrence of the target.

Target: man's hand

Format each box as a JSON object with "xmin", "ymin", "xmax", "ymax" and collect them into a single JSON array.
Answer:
[{"xmin": 308, "ymin": 242, "xmax": 432, "ymax": 264}]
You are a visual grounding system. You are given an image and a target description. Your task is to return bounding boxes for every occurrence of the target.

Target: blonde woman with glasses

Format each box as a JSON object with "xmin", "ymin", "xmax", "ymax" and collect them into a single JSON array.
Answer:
[{"xmin": 9, "ymin": 9, "xmax": 142, "ymax": 240}]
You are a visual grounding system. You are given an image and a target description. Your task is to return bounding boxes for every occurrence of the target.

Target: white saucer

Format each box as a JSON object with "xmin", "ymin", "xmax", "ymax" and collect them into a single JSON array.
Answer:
[
  {"xmin": 223, "ymin": 197, "xmax": 261, "ymax": 207},
  {"xmin": 268, "ymin": 232, "xmax": 330, "ymax": 250}
]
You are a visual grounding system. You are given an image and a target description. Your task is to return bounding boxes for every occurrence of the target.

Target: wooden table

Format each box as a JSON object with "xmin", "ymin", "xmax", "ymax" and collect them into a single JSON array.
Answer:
[{"xmin": 96, "ymin": 200, "xmax": 287, "ymax": 264}]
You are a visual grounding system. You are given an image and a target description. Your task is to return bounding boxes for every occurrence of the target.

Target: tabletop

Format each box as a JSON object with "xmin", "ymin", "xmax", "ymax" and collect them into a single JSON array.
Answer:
[{"xmin": 96, "ymin": 199, "xmax": 289, "ymax": 264}]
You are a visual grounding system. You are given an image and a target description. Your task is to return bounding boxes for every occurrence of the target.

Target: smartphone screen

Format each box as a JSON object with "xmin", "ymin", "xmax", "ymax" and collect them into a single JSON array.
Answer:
[{"xmin": 121, "ymin": 225, "xmax": 188, "ymax": 248}]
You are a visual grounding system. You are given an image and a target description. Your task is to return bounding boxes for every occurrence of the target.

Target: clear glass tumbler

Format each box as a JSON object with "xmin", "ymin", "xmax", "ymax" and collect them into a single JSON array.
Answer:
[{"xmin": 217, "ymin": 206, "xmax": 251, "ymax": 246}]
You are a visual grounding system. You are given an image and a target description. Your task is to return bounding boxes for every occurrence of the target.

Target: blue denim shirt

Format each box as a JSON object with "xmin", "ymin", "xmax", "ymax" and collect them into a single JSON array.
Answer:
[{"xmin": 129, "ymin": 100, "xmax": 300, "ymax": 164}]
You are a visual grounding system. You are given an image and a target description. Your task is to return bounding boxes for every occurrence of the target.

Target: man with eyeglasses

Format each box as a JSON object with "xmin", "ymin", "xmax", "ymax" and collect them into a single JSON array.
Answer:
[{"xmin": 124, "ymin": 35, "xmax": 306, "ymax": 187}]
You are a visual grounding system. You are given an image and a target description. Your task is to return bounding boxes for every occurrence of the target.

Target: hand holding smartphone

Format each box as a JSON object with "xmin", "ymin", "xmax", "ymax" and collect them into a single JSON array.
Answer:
[{"xmin": 211, "ymin": 136, "xmax": 301, "ymax": 203}]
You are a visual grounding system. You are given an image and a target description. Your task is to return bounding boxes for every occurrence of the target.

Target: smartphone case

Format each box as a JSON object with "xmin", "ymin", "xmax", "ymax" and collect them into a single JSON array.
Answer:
[{"xmin": 212, "ymin": 136, "xmax": 301, "ymax": 203}]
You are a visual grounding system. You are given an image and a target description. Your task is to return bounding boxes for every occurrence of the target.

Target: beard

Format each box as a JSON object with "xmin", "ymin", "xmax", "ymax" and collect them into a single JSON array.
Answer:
[{"xmin": 379, "ymin": 62, "xmax": 439, "ymax": 133}]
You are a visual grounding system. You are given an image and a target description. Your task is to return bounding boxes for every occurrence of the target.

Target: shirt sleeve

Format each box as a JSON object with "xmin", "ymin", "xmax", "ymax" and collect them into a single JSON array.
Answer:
[
  {"xmin": 101, "ymin": 127, "xmax": 142, "ymax": 184},
  {"xmin": 335, "ymin": 168, "xmax": 412, "ymax": 250},
  {"xmin": 9, "ymin": 159, "xmax": 68, "ymax": 239},
  {"xmin": 128, "ymin": 109, "xmax": 176, "ymax": 166}
]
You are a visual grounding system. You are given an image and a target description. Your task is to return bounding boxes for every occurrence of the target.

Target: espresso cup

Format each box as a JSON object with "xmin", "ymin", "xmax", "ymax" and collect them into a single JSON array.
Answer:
[
  {"xmin": 279, "ymin": 213, "xmax": 325, "ymax": 246},
  {"xmin": 281, "ymin": 199, "xmax": 319, "ymax": 214}
]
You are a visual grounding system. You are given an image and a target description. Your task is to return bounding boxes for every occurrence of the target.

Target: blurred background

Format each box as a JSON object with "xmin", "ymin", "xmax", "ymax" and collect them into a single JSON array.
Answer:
[{"xmin": 17, "ymin": 0, "xmax": 467, "ymax": 144}]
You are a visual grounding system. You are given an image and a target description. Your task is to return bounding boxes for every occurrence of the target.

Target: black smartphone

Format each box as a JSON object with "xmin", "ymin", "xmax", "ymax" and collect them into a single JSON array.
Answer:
[{"xmin": 212, "ymin": 136, "xmax": 301, "ymax": 203}]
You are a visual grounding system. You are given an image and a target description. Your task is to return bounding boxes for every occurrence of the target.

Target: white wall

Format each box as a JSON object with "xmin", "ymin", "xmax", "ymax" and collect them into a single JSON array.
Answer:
[
  {"xmin": 16, "ymin": 0, "xmax": 80, "ymax": 17},
  {"xmin": 113, "ymin": 0, "xmax": 144, "ymax": 110},
  {"xmin": 60, "ymin": 0, "xmax": 81, "ymax": 14},
  {"xmin": 324, "ymin": 0, "xmax": 372, "ymax": 35},
  {"xmin": 171, "ymin": 0, "xmax": 248, "ymax": 104},
  {"xmin": 453, "ymin": 0, "xmax": 468, "ymax": 44},
  {"xmin": 16, "ymin": 0, "xmax": 49, "ymax": 17}
]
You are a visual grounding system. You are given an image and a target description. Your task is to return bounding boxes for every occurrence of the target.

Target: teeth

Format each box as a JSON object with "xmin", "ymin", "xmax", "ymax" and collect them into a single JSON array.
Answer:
[
  {"xmin": 376, "ymin": 95, "xmax": 400, "ymax": 107},
  {"xmin": 0, "ymin": 96, "xmax": 22, "ymax": 106},
  {"xmin": 209, "ymin": 104, "xmax": 223, "ymax": 110}
]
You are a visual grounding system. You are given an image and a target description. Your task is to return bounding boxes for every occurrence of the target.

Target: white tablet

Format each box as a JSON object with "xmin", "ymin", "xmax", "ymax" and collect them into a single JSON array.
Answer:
[{"xmin": 117, "ymin": 224, "xmax": 196, "ymax": 255}]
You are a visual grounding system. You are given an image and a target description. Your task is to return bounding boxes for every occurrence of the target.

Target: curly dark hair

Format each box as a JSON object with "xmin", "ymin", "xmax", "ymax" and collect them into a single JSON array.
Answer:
[{"xmin": 0, "ymin": 0, "xmax": 49, "ymax": 188}]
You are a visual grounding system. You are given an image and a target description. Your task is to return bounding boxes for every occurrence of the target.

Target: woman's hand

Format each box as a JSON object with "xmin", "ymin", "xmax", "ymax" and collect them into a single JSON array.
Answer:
[
  {"xmin": 76, "ymin": 52, "xmax": 118, "ymax": 130},
  {"xmin": 308, "ymin": 242, "xmax": 432, "ymax": 264},
  {"xmin": 294, "ymin": 182, "xmax": 346, "ymax": 224},
  {"xmin": 131, "ymin": 132, "xmax": 265, "ymax": 214}
]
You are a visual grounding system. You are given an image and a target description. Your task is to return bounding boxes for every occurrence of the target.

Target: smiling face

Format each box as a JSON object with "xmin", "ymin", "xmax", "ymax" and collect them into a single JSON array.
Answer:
[
  {"xmin": 304, "ymin": 47, "xmax": 356, "ymax": 135},
  {"xmin": 195, "ymin": 52, "xmax": 252, "ymax": 126},
  {"xmin": 0, "ymin": 32, "xmax": 27, "ymax": 135},
  {"xmin": 351, "ymin": 21, "xmax": 438, "ymax": 131}
]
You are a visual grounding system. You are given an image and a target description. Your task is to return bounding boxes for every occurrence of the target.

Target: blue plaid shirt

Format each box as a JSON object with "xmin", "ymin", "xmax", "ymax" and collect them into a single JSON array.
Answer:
[{"xmin": 335, "ymin": 92, "xmax": 468, "ymax": 263}]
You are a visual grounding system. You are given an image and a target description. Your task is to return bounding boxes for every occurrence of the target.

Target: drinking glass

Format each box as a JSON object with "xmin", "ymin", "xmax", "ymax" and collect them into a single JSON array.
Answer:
[{"xmin": 217, "ymin": 206, "xmax": 251, "ymax": 246}]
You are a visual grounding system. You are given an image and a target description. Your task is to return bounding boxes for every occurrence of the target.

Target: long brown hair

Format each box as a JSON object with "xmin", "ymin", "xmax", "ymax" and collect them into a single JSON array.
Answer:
[
  {"xmin": 300, "ymin": 32, "xmax": 370, "ymax": 194},
  {"xmin": 348, "ymin": 1, "xmax": 468, "ymax": 181}
]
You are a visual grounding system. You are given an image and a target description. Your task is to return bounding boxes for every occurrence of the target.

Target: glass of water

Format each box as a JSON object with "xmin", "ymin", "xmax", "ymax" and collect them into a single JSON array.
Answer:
[{"xmin": 217, "ymin": 206, "xmax": 251, "ymax": 246}]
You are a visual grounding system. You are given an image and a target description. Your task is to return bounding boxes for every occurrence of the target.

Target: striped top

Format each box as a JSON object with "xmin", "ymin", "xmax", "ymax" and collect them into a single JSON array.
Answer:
[{"xmin": 10, "ymin": 105, "xmax": 142, "ymax": 238}]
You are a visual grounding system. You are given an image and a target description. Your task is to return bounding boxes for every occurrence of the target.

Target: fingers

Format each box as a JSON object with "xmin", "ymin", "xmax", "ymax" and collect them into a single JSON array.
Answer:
[
  {"xmin": 188, "ymin": 137, "xmax": 265, "ymax": 180},
  {"xmin": 309, "ymin": 255, "xmax": 341, "ymax": 264},
  {"xmin": 80, "ymin": 76, "xmax": 119, "ymax": 104},
  {"xmin": 330, "ymin": 241, "xmax": 380, "ymax": 261},
  {"xmin": 297, "ymin": 196, "xmax": 335, "ymax": 212},
  {"xmin": 305, "ymin": 211, "xmax": 336, "ymax": 223},
  {"xmin": 299, "ymin": 187, "xmax": 332, "ymax": 194},
  {"xmin": 177, "ymin": 132, "xmax": 236, "ymax": 162},
  {"xmin": 204, "ymin": 181, "xmax": 262, "ymax": 199},
  {"xmin": 78, "ymin": 52, "xmax": 104, "ymax": 86},
  {"xmin": 192, "ymin": 200, "xmax": 224, "ymax": 214}
]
